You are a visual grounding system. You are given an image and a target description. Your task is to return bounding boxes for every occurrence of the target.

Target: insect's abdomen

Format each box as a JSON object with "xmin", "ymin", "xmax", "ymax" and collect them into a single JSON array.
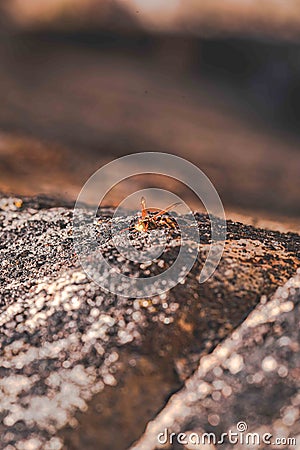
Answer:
[
  {"xmin": 153, "ymin": 217, "xmax": 178, "ymax": 230},
  {"xmin": 147, "ymin": 219, "xmax": 159, "ymax": 230}
]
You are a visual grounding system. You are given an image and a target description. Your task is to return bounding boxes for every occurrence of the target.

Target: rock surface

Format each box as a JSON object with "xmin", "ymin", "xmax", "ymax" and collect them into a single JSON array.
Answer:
[
  {"xmin": 133, "ymin": 271, "xmax": 300, "ymax": 450},
  {"xmin": 0, "ymin": 195, "xmax": 299, "ymax": 450}
]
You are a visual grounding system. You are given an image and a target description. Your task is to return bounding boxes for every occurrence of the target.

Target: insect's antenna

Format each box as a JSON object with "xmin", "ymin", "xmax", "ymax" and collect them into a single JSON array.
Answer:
[
  {"xmin": 151, "ymin": 202, "xmax": 182, "ymax": 220},
  {"xmin": 141, "ymin": 196, "xmax": 147, "ymax": 219}
]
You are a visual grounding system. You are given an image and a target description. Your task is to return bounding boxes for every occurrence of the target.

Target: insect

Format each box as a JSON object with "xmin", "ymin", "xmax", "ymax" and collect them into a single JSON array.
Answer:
[{"xmin": 123, "ymin": 197, "xmax": 181, "ymax": 233}]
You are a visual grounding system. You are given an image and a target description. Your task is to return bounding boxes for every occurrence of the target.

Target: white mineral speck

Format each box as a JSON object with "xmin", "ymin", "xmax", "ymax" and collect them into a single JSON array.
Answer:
[
  {"xmin": 90, "ymin": 308, "xmax": 100, "ymax": 318},
  {"xmin": 253, "ymin": 372, "xmax": 264, "ymax": 383},
  {"xmin": 212, "ymin": 391, "xmax": 221, "ymax": 401},
  {"xmin": 282, "ymin": 406, "xmax": 299, "ymax": 426},
  {"xmin": 44, "ymin": 438, "xmax": 63, "ymax": 450},
  {"xmin": 103, "ymin": 374, "xmax": 117, "ymax": 386},
  {"xmin": 226, "ymin": 353, "xmax": 244, "ymax": 374},
  {"xmin": 197, "ymin": 382, "xmax": 211, "ymax": 398},
  {"xmin": 16, "ymin": 438, "xmax": 43, "ymax": 450},
  {"xmin": 208, "ymin": 414, "xmax": 220, "ymax": 426},
  {"xmin": 222, "ymin": 385, "xmax": 232, "ymax": 398},
  {"xmin": 212, "ymin": 380, "xmax": 224, "ymax": 390},
  {"xmin": 278, "ymin": 336, "xmax": 291, "ymax": 347},
  {"xmin": 278, "ymin": 365, "xmax": 288, "ymax": 378},
  {"xmin": 262, "ymin": 356, "xmax": 277, "ymax": 372},
  {"xmin": 280, "ymin": 301, "xmax": 294, "ymax": 313},
  {"xmin": 213, "ymin": 366, "xmax": 223, "ymax": 377}
]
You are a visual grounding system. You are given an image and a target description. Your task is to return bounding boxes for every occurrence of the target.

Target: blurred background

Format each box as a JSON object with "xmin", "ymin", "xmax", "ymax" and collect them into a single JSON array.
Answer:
[{"xmin": 0, "ymin": 0, "xmax": 300, "ymax": 229}]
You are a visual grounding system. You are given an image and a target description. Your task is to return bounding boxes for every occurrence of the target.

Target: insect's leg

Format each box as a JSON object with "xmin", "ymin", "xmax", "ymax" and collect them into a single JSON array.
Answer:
[
  {"xmin": 150, "ymin": 202, "xmax": 182, "ymax": 220},
  {"xmin": 118, "ymin": 226, "xmax": 132, "ymax": 234},
  {"xmin": 141, "ymin": 197, "xmax": 147, "ymax": 219}
]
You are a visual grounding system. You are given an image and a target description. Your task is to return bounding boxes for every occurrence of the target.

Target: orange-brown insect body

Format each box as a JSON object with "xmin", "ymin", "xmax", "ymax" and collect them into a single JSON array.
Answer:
[{"xmin": 134, "ymin": 197, "xmax": 179, "ymax": 233}]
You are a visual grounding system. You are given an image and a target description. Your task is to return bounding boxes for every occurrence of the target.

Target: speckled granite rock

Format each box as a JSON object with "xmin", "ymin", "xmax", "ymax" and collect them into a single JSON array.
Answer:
[
  {"xmin": 133, "ymin": 271, "xmax": 300, "ymax": 450},
  {"xmin": 0, "ymin": 196, "xmax": 299, "ymax": 450}
]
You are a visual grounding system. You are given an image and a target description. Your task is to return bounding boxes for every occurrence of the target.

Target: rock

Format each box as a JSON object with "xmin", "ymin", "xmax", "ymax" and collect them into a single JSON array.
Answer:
[
  {"xmin": 133, "ymin": 271, "xmax": 300, "ymax": 450},
  {"xmin": 0, "ymin": 195, "xmax": 299, "ymax": 450}
]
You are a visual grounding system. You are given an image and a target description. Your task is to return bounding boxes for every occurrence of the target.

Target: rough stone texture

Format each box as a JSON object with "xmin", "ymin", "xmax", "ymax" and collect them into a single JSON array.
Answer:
[
  {"xmin": 133, "ymin": 271, "xmax": 300, "ymax": 450},
  {"xmin": 0, "ymin": 195, "xmax": 299, "ymax": 450}
]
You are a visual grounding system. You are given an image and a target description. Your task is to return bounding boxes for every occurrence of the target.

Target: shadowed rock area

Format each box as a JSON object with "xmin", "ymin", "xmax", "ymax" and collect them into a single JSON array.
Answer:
[{"xmin": 0, "ymin": 196, "xmax": 299, "ymax": 450}]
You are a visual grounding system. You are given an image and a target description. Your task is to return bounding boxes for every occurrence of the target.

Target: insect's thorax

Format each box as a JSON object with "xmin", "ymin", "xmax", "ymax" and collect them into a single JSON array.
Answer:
[{"xmin": 134, "ymin": 215, "xmax": 177, "ymax": 232}]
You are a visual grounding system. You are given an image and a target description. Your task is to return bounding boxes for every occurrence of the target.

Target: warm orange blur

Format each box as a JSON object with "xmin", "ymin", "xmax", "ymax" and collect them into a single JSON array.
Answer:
[{"xmin": 0, "ymin": 0, "xmax": 299, "ymax": 228}]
